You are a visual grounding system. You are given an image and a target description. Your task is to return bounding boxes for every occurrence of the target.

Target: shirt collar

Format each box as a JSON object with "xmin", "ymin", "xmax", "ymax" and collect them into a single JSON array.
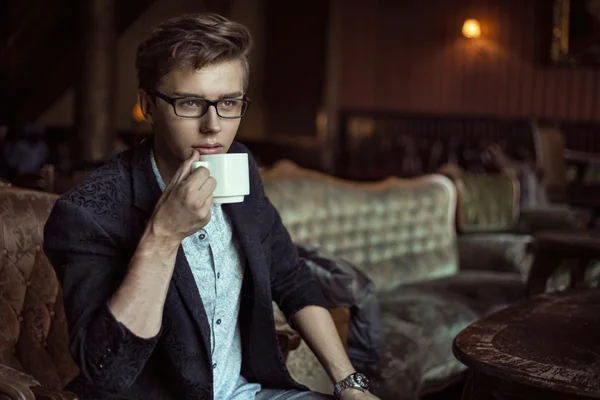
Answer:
[{"xmin": 150, "ymin": 148, "xmax": 167, "ymax": 192}]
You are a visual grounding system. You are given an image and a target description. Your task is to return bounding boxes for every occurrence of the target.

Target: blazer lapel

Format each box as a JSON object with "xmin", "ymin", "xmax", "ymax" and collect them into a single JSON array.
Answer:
[
  {"xmin": 130, "ymin": 138, "xmax": 212, "ymax": 358},
  {"xmin": 172, "ymin": 247, "xmax": 212, "ymax": 355}
]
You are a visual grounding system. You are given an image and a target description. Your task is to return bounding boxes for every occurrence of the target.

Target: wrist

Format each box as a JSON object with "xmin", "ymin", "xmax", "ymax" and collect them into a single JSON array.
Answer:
[
  {"xmin": 334, "ymin": 372, "xmax": 371, "ymax": 399},
  {"xmin": 331, "ymin": 367, "xmax": 357, "ymax": 384},
  {"xmin": 139, "ymin": 224, "xmax": 181, "ymax": 256}
]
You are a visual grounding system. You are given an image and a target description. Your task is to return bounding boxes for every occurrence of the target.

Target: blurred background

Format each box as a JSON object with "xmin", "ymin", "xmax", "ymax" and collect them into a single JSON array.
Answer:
[{"xmin": 2, "ymin": 0, "xmax": 600, "ymax": 194}]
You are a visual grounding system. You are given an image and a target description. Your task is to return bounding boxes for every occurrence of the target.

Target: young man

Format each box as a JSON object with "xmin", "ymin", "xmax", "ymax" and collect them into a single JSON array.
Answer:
[{"xmin": 44, "ymin": 13, "xmax": 378, "ymax": 400}]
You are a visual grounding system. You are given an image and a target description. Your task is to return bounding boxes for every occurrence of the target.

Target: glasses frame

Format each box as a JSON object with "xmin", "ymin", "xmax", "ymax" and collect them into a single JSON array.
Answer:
[{"xmin": 148, "ymin": 89, "xmax": 250, "ymax": 119}]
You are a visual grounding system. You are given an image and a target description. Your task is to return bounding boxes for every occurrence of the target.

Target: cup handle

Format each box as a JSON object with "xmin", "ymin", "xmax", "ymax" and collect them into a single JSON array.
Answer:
[{"xmin": 191, "ymin": 161, "xmax": 210, "ymax": 172}]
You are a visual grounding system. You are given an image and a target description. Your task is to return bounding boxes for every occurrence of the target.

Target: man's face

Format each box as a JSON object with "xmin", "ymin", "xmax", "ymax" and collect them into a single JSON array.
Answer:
[{"xmin": 142, "ymin": 60, "xmax": 245, "ymax": 174}]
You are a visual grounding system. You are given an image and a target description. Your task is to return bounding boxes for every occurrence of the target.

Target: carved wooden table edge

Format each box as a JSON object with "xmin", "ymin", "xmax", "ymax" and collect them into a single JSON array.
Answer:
[{"xmin": 453, "ymin": 289, "xmax": 600, "ymax": 399}]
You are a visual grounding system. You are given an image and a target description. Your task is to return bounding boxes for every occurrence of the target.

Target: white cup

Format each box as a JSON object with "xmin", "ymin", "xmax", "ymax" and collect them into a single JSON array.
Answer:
[{"xmin": 191, "ymin": 153, "xmax": 250, "ymax": 204}]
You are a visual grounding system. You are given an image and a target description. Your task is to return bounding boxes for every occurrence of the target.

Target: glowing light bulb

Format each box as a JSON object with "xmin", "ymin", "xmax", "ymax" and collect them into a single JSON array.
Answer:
[{"xmin": 462, "ymin": 19, "xmax": 481, "ymax": 39}]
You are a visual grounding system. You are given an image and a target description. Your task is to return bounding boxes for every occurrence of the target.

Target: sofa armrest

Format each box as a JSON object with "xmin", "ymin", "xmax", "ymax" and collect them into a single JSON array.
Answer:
[
  {"xmin": 0, "ymin": 364, "xmax": 77, "ymax": 400},
  {"xmin": 514, "ymin": 207, "xmax": 587, "ymax": 234},
  {"xmin": 457, "ymin": 233, "xmax": 533, "ymax": 278},
  {"xmin": 277, "ymin": 330, "xmax": 302, "ymax": 362}
]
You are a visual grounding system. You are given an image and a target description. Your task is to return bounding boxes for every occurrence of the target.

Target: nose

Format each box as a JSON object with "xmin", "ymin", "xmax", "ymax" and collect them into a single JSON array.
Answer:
[{"xmin": 200, "ymin": 105, "xmax": 222, "ymax": 134}]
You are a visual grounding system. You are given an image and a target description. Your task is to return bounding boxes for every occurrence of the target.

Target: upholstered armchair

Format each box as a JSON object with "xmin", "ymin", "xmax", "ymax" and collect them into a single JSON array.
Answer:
[
  {"xmin": 261, "ymin": 161, "xmax": 530, "ymax": 399},
  {"xmin": 438, "ymin": 163, "xmax": 583, "ymax": 235},
  {"xmin": 0, "ymin": 186, "xmax": 79, "ymax": 399}
]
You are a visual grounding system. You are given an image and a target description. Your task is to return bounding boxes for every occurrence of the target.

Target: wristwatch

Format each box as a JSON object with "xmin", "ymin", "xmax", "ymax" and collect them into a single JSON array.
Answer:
[{"xmin": 333, "ymin": 372, "xmax": 371, "ymax": 398}]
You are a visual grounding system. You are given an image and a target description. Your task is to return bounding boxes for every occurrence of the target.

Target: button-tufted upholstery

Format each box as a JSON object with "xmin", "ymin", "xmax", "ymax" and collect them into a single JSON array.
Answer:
[
  {"xmin": 438, "ymin": 164, "xmax": 520, "ymax": 233},
  {"xmin": 263, "ymin": 161, "xmax": 458, "ymax": 291},
  {"xmin": 0, "ymin": 186, "xmax": 79, "ymax": 393},
  {"xmin": 262, "ymin": 161, "xmax": 529, "ymax": 399}
]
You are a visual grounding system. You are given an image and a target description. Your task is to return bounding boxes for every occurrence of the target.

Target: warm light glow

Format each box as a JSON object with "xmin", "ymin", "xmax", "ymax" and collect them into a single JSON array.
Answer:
[
  {"xmin": 132, "ymin": 101, "xmax": 145, "ymax": 122},
  {"xmin": 462, "ymin": 19, "xmax": 481, "ymax": 39}
]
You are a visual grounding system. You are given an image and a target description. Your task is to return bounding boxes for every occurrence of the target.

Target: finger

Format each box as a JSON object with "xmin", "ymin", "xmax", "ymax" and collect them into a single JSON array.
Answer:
[
  {"xmin": 168, "ymin": 150, "xmax": 200, "ymax": 188},
  {"xmin": 204, "ymin": 193, "xmax": 214, "ymax": 210},
  {"xmin": 197, "ymin": 176, "xmax": 217, "ymax": 199},
  {"xmin": 188, "ymin": 176, "xmax": 216, "ymax": 208},
  {"xmin": 182, "ymin": 165, "xmax": 212, "ymax": 190},
  {"xmin": 193, "ymin": 193, "xmax": 214, "ymax": 220}
]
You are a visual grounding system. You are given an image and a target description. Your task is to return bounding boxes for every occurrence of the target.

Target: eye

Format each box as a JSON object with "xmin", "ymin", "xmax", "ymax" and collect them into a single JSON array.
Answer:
[
  {"xmin": 182, "ymin": 100, "xmax": 201, "ymax": 108},
  {"xmin": 219, "ymin": 99, "xmax": 242, "ymax": 109}
]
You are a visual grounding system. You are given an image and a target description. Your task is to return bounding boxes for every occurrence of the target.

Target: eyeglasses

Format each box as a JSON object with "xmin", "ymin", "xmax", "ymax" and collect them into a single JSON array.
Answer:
[{"xmin": 148, "ymin": 89, "xmax": 250, "ymax": 119}]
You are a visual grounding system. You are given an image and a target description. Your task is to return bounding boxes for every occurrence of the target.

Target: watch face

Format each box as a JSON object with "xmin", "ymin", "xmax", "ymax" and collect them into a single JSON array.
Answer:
[{"xmin": 354, "ymin": 373, "xmax": 370, "ymax": 389}]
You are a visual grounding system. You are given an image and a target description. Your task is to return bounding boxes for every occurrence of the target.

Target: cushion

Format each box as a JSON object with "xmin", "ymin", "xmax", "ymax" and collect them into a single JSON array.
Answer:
[
  {"xmin": 297, "ymin": 245, "xmax": 384, "ymax": 366},
  {"xmin": 377, "ymin": 286, "xmax": 476, "ymax": 381},
  {"xmin": 371, "ymin": 271, "xmax": 525, "ymax": 397},
  {"xmin": 364, "ymin": 316, "xmax": 422, "ymax": 400},
  {"xmin": 399, "ymin": 271, "xmax": 526, "ymax": 316}
]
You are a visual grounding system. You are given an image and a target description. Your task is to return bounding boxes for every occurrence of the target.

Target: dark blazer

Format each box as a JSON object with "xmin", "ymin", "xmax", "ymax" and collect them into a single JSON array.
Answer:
[{"xmin": 43, "ymin": 139, "xmax": 327, "ymax": 400}]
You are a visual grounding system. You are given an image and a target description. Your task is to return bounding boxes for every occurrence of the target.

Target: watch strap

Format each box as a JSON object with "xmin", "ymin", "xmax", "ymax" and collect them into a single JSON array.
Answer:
[{"xmin": 333, "ymin": 372, "xmax": 370, "ymax": 399}]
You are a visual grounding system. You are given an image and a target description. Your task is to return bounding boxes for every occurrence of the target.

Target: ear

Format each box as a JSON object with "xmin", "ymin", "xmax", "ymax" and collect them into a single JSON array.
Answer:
[{"xmin": 138, "ymin": 90, "xmax": 154, "ymax": 125}]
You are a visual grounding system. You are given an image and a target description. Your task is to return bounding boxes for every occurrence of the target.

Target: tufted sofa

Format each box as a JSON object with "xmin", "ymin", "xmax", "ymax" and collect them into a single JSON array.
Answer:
[{"xmin": 262, "ymin": 161, "xmax": 531, "ymax": 399}]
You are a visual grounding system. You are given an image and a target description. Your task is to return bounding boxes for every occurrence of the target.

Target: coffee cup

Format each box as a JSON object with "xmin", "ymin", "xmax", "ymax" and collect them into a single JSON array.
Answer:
[{"xmin": 191, "ymin": 153, "xmax": 250, "ymax": 204}]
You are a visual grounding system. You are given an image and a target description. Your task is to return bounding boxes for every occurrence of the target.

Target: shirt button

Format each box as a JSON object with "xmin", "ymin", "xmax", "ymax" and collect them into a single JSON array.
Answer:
[
  {"xmin": 199, "ymin": 233, "xmax": 206, "ymax": 240},
  {"xmin": 213, "ymin": 363, "xmax": 217, "ymax": 369},
  {"xmin": 217, "ymin": 272, "xmax": 220, "ymax": 279},
  {"xmin": 216, "ymin": 319, "xmax": 222, "ymax": 325}
]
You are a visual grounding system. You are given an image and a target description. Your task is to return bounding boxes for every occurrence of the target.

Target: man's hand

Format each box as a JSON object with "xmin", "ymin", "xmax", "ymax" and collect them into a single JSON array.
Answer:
[
  {"xmin": 340, "ymin": 389, "xmax": 380, "ymax": 400},
  {"xmin": 148, "ymin": 151, "xmax": 217, "ymax": 245}
]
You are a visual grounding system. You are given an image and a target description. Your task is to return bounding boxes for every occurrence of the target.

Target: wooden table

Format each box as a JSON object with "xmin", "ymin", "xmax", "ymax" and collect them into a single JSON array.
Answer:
[{"xmin": 453, "ymin": 289, "xmax": 600, "ymax": 399}]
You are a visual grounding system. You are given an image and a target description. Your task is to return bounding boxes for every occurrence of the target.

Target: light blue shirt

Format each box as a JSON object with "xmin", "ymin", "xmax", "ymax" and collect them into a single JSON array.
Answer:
[{"xmin": 151, "ymin": 151, "xmax": 261, "ymax": 400}]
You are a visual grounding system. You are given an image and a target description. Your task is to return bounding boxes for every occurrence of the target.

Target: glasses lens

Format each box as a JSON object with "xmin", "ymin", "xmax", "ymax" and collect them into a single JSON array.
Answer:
[
  {"xmin": 174, "ymin": 98, "xmax": 248, "ymax": 118},
  {"xmin": 174, "ymin": 98, "xmax": 208, "ymax": 117},
  {"xmin": 217, "ymin": 99, "xmax": 247, "ymax": 118}
]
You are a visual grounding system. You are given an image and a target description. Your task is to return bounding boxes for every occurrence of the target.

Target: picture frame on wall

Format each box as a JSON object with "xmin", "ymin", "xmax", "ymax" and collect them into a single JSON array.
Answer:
[{"xmin": 551, "ymin": 0, "xmax": 600, "ymax": 65}]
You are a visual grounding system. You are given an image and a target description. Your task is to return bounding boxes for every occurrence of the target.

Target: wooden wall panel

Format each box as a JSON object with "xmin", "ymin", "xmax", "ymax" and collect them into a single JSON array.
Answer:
[
  {"xmin": 338, "ymin": 0, "xmax": 600, "ymax": 121},
  {"xmin": 264, "ymin": 0, "xmax": 329, "ymax": 136}
]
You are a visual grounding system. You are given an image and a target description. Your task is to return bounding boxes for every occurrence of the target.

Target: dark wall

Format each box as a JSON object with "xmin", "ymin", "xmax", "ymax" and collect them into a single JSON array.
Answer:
[
  {"xmin": 264, "ymin": 0, "xmax": 329, "ymax": 137},
  {"xmin": 338, "ymin": 0, "xmax": 600, "ymax": 121}
]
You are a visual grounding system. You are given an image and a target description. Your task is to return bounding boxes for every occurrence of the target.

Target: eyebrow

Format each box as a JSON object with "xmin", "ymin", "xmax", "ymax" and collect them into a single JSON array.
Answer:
[{"xmin": 172, "ymin": 91, "xmax": 244, "ymax": 99}]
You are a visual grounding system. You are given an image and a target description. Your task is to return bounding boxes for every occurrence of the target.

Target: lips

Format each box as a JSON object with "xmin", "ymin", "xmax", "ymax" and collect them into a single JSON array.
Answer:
[{"xmin": 192, "ymin": 144, "xmax": 223, "ymax": 155}]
